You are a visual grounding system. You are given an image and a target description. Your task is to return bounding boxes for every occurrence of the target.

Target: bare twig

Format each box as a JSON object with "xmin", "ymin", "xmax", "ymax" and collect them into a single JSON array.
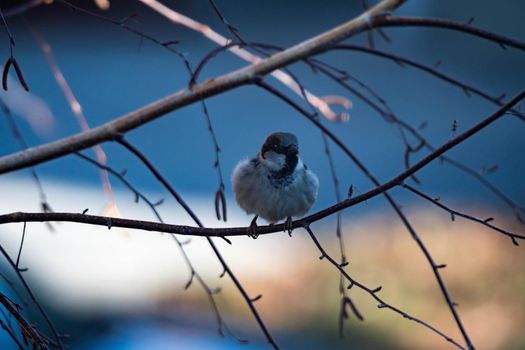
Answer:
[
  {"xmin": 199, "ymin": 98, "xmax": 227, "ymax": 222},
  {"xmin": 0, "ymin": 243, "xmax": 64, "ymax": 348},
  {"xmin": 332, "ymin": 44, "xmax": 525, "ymax": 121},
  {"xmin": 29, "ymin": 25, "xmax": 118, "ymax": 213},
  {"xmin": 0, "ymin": 317, "xmax": 24, "ymax": 350},
  {"xmin": 75, "ymin": 151, "xmax": 240, "ymax": 341},
  {"xmin": 74, "ymin": 153, "xmax": 163, "ymax": 221},
  {"xmin": 58, "ymin": 0, "xmax": 192, "ymax": 73},
  {"xmin": 304, "ymin": 225, "xmax": 465, "ymax": 350},
  {"xmin": 402, "ymin": 184, "xmax": 522, "ymax": 245},
  {"xmin": 321, "ymin": 133, "xmax": 361, "ymax": 333},
  {"xmin": 116, "ymin": 138, "xmax": 277, "ymax": 348},
  {"xmin": 15, "ymin": 222, "xmax": 26, "ymax": 268},
  {"xmin": 0, "ymin": 9, "xmax": 29, "ymax": 91},
  {"xmin": 375, "ymin": 16, "xmax": 525, "ymax": 51},
  {"xmin": 0, "ymin": 272, "xmax": 32, "ymax": 323},
  {"xmin": 0, "ymin": 293, "xmax": 47, "ymax": 348},
  {"xmin": 1, "ymin": 104, "xmax": 50, "ymax": 208},
  {"xmin": 206, "ymin": 0, "xmax": 245, "ymax": 43}
]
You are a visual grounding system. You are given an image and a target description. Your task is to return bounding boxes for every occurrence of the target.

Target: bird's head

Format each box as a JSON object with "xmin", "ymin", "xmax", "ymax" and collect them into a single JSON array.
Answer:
[{"xmin": 259, "ymin": 132, "xmax": 299, "ymax": 172}]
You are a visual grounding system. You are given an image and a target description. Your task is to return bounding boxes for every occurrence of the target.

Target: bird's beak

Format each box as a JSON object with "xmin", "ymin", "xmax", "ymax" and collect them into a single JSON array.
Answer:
[{"xmin": 286, "ymin": 144, "xmax": 298, "ymax": 156}]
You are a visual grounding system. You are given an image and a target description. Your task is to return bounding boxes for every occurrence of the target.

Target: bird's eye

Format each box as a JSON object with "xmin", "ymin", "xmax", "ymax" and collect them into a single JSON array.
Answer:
[{"xmin": 273, "ymin": 144, "xmax": 279, "ymax": 150}]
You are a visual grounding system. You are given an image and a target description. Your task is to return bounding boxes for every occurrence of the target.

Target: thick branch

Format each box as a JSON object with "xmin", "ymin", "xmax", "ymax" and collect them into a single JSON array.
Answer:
[{"xmin": 0, "ymin": 0, "xmax": 405, "ymax": 175}]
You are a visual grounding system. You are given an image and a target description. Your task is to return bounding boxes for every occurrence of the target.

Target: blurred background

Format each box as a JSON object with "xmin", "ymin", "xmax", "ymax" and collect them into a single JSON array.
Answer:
[{"xmin": 0, "ymin": 0, "xmax": 524, "ymax": 349}]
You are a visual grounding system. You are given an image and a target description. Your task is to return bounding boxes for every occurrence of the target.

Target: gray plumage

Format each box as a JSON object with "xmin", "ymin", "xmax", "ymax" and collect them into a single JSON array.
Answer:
[{"xmin": 232, "ymin": 132, "xmax": 319, "ymax": 224}]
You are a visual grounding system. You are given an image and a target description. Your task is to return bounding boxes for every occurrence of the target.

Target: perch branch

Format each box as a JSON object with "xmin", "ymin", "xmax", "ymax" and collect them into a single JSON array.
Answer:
[{"xmin": 2, "ymin": 89, "xmax": 523, "ymax": 238}]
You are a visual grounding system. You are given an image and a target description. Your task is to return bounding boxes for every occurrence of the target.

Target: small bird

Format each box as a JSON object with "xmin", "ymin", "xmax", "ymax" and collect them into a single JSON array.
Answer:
[{"xmin": 232, "ymin": 132, "xmax": 319, "ymax": 238}]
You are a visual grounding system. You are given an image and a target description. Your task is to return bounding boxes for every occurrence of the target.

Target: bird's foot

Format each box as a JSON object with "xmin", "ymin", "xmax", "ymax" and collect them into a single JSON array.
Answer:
[
  {"xmin": 247, "ymin": 215, "xmax": 259, "ymax": 239},
  {"xmin": 284, "ymin": 216, "xmax": 293, "ymax": 236}
]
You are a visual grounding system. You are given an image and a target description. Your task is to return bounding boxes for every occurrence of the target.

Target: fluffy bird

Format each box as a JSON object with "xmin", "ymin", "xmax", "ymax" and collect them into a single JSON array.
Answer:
[{"xmin": 232, "ymin": 132, "xmax": 319, "ymax": 237}]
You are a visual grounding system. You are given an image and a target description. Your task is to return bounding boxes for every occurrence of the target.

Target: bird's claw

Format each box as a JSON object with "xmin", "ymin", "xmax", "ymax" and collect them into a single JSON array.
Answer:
[
  {"xmin": 248, "ymin": 215, "xmax": 259, "ymax": 239},
  {"xmin": 284, "ymin": 216, "xmax": 293, "ymax": 236}
]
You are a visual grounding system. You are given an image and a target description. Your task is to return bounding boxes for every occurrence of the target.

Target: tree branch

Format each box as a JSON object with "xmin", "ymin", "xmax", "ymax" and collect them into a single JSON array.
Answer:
[
  {"xmin": 332, "ymin": 44, "xmax": 525, "ymax": 120},
  {"xmin": 0, "ymin": 0, "xmax": 406, "ymax": 175},
  {"xmin": 376, "ymin": 16, "xmax": 525, "ymax": 51}
]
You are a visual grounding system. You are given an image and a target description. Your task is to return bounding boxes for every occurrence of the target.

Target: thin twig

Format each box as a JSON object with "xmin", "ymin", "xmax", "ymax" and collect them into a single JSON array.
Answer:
[
  {"xmin": 375, "ymin": 16, "xmax": 525, "ymax": 52},
  {"xmin": 0, "ymin": 243, "xmax": 63, "ymax": 348},
  {"xmin": 15, "ymin": 222, "xmax": 26, "ymax": 268},
  {"xmin": 199, "ymin": 97, "xmax": 227, "ymax": 222},
  {"xmin": 29, "ymin": 24, "xmax": 118, "ymax": 212},
  {"xmin": 75, "ymin": 153, "xmax": 163, "ymax": 220},
  {"xmin": 402, "ymin": 184, "xmax": 521, "ymax": 245},
  {"xmin": 206, "ymin": 0, "xmax": 245, "ymax": 43},
  {"xmin": 0, "ymin": 9, "xmax": 29, "ymax": 91},
  {"xmin": 75, "ymin": 151, "xmax": 240, "ymax": 341},
  {"xmin": 321, "ymin": 133, "xmax": 361, "ymax": 333},
  {"xmin": 116, "ymin": 138, "xmax": 277, "ymax": 348},
  {"xmin": 1, "ymin": 104, "xmax": 51, "ymax": 208},
  {"xmin": 304, "ymin": 225, "xmax": 465, "ymax": 350},
  {"xmin": 58, "ymin": 0, "xmax": 193, "ymax": 73},
  {"xmin": 0, "ymin": 317, "xmax": 24, "ymax": 350},
  {"xmin": 332, "ymin": 44, "xmax": 525, "ymax": 121},
  {"xmin": 0, "ymin": 293, "xmax": 47, "ymax": 348}
]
